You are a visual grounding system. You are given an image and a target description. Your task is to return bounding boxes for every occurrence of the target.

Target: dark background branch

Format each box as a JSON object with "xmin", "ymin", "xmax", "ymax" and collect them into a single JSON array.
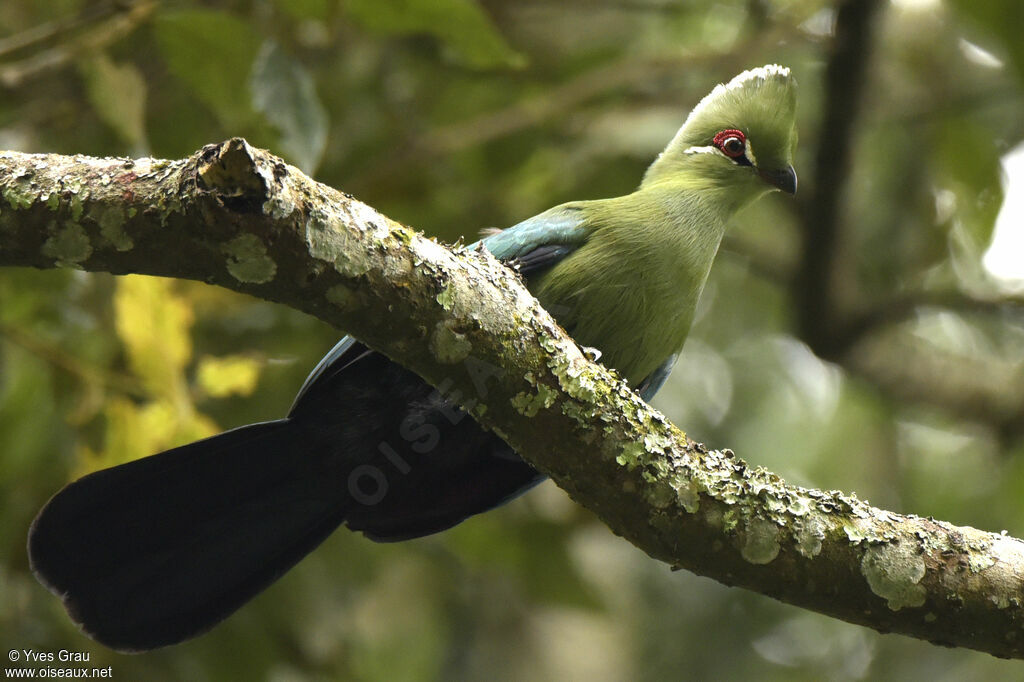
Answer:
[{"xmin": 794, "ymin": 0, "xmax": 882, "ymax": 358}]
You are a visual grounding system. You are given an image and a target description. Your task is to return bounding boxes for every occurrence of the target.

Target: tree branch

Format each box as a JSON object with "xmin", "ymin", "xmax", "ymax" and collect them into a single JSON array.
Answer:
[
  {"xmin": 0, "ymin": 0, "xmax": 157, "ymax": 90},
  {"xmin": 794, "ymin": 0, "xmax": 882, "ymax": 357},
  {"xmin": 2, "ymin": 140, "xmax": 1024, "ymax": 659}
]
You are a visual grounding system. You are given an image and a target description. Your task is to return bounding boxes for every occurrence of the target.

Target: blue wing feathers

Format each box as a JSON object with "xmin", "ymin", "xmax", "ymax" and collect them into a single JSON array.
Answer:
[
  {"xmin": 294, "ymin": 206, "xmax": 589, "ymax": 412},
  {"xmin": 290, "ymin": 336, "xmax": 368, "ymax": 412},
  {"xmin": 480, "ymin": 205, "xmax": 588, "ymax": 264},
  {"xmin": 637, "ymin": 353, "xmax": 677, "ymax": 401}
]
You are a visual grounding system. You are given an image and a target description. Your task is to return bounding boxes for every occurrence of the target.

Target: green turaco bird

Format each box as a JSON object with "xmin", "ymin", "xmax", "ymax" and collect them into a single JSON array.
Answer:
[{"xmin": 28, "ymin": 64, "xmax": 798, "ymax": 651}]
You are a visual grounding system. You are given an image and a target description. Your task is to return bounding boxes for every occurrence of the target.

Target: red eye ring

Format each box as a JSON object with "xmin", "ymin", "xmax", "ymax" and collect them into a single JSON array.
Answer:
[{"xmin": 713, "ymin": 129, "xmax": 747, "ymax": 158}]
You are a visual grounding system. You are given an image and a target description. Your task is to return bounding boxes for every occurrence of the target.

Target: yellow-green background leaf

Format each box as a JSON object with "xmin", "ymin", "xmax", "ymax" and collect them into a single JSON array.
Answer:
[
  {"xmin": 113, "ymin": 275, "xmax": 193, "ymax": 397},
  {"xmin": 197, "ymin": 354, "xmax": 262, "ymax": 398}
]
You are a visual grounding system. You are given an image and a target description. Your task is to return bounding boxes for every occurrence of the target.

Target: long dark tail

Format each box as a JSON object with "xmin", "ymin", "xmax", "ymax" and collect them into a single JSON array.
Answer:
[
  {"xmin": 28, "ymin": 341, "xmax": 544, "ymax": 651},
  {"xmin": 28, "ymin": 419, "xmax": 347, "ymax": 652}
]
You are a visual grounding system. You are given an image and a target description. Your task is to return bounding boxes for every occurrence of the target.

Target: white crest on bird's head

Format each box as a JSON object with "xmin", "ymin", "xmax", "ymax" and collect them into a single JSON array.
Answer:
[
  {"xmin": 677, "ymin": 64, "xmax": 796, "ymax": 158},
  {"xmin": 685, "ymin": 64, "xmax": 792, "ymax": 125},
  {"xmin": 642, "ymin": 64, "xmax": 797, "ymax": 191}
]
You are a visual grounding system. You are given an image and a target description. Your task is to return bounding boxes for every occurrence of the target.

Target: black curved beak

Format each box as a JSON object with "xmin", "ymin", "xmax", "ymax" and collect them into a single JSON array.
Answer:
[{"xmin": 758, "ymin": 165, "xmax": 798, "ymax": 195}]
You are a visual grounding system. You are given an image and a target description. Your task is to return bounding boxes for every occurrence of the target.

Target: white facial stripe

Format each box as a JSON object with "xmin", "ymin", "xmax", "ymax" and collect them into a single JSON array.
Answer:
[
  {"xmin": 685, "ymin": 142, "xmax": 758, "ymax": 167},
  {"xmin": 744, "ymin": 139, "xmax": 757, "ymax": 166},
  {"xmin": 683, "ymin": 145, "xmax": 719, "ymax": 156}
]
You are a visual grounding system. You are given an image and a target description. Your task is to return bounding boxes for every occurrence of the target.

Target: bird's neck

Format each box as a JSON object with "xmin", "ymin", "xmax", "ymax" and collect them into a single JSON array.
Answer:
[{"xmin": 531, "ymin": 184, "xmax": 729, "ymax": 385}]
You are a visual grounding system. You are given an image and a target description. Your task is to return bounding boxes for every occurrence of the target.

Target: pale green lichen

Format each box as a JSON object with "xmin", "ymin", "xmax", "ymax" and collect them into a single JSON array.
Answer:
[
  {"xmin": 430, "ymin": 321, "xmax": 472, "ymax": 364},
  {"xmin": 785, "ymin": 494, "xmax": 811, "ymax": 517},
  {"xmin": 511, "ymin": 383, "xmax": 558, "ymax": 417},
  {"xmin": 962, "ymin": 532, "xmax": 995, "ymax": 569},
  {"xmin": 561, "ymin": 400, "xmax": 593, "ymax": 426},
  {"xmin": 326, "ymin": 283, "xmax": 358, "ymax": 308},
  {"xmin": 305, "ymin": 209, "xmax": 373, "ymax": 277},
  {"xmin": 861, "ymin": 540, "xmax": 927, "ymax": 610},
  {"xmin": 794, "ymin": 516, "xmax": 826, "ymax": 558},
  {"xmin": 157, "ymin": 196, "xmax": 184, "ymax": 224},
  {"xmin": 41, "ymin": 221, "xmax": 92, "ymax": 266},
  {"xmin": 968, "ymin": 552, "xmax": 996, "ymax": 573},
  {"xmin": 670, "ymin": 473, "xmax": 700, "ymax": 513},
  {"xmin": 741, "ymin": 517, "xmax": 781, "ymax": 564},
  {"xmin": 263, "ymin": 188, "xmax": 297, "ymax": 219},
  {"xmin": 383, "ymin": 252, "xmax": 412, "ymax": 279},
  {"xmin": 703, "ymin": 507, "xmax": 723, "ymax": 531},
  {"xmin": 2, "ymin": 180, "xmax": 36, "ymax": 210},
  {"xmin": 721, "ymin": 508, "xmax": 740, "ymax": 533},
  {"xmin": 538, "ymin": 332, "xmax": 559, "ymax": 354},
  {"xmin": 616, "ymin": 441, "xmax": 646, "ymax": 469},
  {"xmin": 436, "ymin": 283, "xmax": 457, "ymax": 311},
  {"xmin": 699, "ymin": 454, "xmax": 747, "ymax": 506},
  {"xmin": 310, "ymin": 198, "xmax": 413, "ymax": 277},
  {"xmin": 643, "ymin": 430, "xmax": 675, "ymax": 456},
  {"xmin": 557, "ymin": 373, "xmax": 618, "ymax": 427},
  {"xmin": 69, "ymin": 190, "xmax": 84, "ymax": 221},
  {"xmin": 557, "ymin": 358, "xmax": 603, "ymax": 403},
  {"xmin": 93, "ymin": 204, "xmax": 133, "ymax": 251},
  {"xmin": 987, "ymin": 535, "xmax": 1024, "ymax": 583},
  {"xmin": 223, "ymin": 234, "xmax": 277, "ymax": 283},
  {"xmin": 646, "ymin": 480, "xmax": 677, "ymax": 509},
  {"xmin": 844, "ymin": 517, "xmax": 876, "ymax": 544}
]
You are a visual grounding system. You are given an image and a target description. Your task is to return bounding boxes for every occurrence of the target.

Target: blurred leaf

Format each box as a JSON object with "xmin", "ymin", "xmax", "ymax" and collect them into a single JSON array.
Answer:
[
  {"xmin": 75, "ymin": 397, "xmax": 218, "ymax": 476},
  {"xmin": 948, "ymin": 0, "xmax": 1024, "ymax": 85},
  {"xmin": 78, "ymin": 279, "xmax": 228, "ymax": 475},
  {"xmin": 272, "ymin": 0, "xmax": 332, "ymax": 21},
  {"xmin": 154, "ymin": 8, "xmax": 261, "ymax": 130},
  {"xmin": 76, "ymin": 398, "xmax": 167, "ymax": 475},
  {"xmin": 349, "ymin": 559, "xmax": 447, "ymax": 682},
  {"xmin": 79, "ymin": 54, "xmax": 148, "ymax": 151},
  {"xmin": 0, "ymin": 346, "xmax": 56, "ymax": 481},
  {"xmin": 196, "ymin": 354, "xmax": 262, "ymax": 398},
  {"xmin": 344, "ymin": 0, "xmax": 525, "ymax": 69},
  {"xmin": 250, "ymin": 40, "xmax": 328, "ymax": 174},
  {"xmin": 113, "ymin": 275, "xmax": 192, "ymax": 397},
  {"xmin": 935, "ymin": 117, "xmax": 1004, "ymax": 256},
  {"xmin": 446, "ymin": 516, "xmax": 600, "ymax": 610},
  {"xmin": 0, "ymin": 269, "xmax": 74, "ymax": 325}
]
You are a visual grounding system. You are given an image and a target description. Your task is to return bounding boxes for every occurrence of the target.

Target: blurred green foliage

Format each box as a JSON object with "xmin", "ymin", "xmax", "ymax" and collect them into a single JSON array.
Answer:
[{"xmin": 2, "ymin": 0, "xmax": 1024, "ymax": 679}]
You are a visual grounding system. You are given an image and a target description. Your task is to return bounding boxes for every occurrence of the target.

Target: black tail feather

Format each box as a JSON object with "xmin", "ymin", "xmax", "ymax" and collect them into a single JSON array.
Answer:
[
  {"xmin": 28, "ymin": 343, "xmax": 544, "ymax": 651},
  {"xmin": 28, "ymin": 419, "xmax": 348, "ymax": 652}
]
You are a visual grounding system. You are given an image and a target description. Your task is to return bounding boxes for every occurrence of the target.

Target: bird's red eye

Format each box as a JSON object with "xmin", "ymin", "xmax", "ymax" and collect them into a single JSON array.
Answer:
[{"xmin": 713, "ymin": 129, "xmax": 747, "ymax": 158}]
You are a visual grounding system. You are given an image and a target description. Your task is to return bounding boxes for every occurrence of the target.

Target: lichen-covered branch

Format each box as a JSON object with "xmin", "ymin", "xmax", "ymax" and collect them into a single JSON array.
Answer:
[{"xmin": 2, "ymin": 140, "xmax": 1023, "ymax": 659}]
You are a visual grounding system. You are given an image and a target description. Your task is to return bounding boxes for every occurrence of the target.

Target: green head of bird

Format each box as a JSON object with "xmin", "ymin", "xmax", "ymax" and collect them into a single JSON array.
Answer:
[{"xmin": 642, "ymin": 64, "xmax": 798, "ymax": 208}]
